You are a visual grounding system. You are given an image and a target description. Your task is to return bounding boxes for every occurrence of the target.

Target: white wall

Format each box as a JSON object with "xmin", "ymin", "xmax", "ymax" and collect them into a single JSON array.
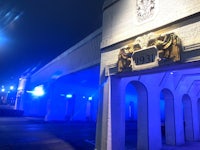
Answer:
[{"xmin": 101, "ymin": 0, "xmax": 200, "ymax": 48}]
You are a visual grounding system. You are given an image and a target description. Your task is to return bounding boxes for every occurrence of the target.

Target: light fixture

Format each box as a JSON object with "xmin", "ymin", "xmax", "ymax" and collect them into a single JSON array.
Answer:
[
  {"xmin": 88, "ymin": 96, "xmax": 93, "ymax": 101},
  {"xmin": 66, "ymin": 94, "xmax": 73, "ymax": 98},
  {"xmin": 9, "ymin": 86, "xmax": 14, "ymax": 90},
  {"xmin": 31, "ymin": 85, "xmax": 45, "ymax": 97}
]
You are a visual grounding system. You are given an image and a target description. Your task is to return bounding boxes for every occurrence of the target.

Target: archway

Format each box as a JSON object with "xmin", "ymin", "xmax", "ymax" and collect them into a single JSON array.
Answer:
[
  {"xmin": 124, "ymin": 80, "xmax": 148, "ymax": 150},
  {"xmin": 125, "ymin": 82, "xmax": 137, "ymax": 149},
  {"xmin": 182, "ymin": 94, "xmax": 194, "ymax": 141},
  {"xmin": 160, "ymin": 89, "xmax": 176, "ymax": 145},
  {"xmin": 125, "ymin": 83, "xmax": 137, "ymax": 121},
  {"xmin": 197, "ymin": 98, "xmax": 200, "ymax": 139}
]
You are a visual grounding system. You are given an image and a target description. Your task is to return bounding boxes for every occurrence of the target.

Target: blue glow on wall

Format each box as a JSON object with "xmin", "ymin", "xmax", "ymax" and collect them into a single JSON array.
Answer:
[
  {"xmin": 160, "ymin": 100, "xmax": 165, "ymax": 122},
  {"xmin": 26, "ymin": 65, "xmax": 100, "ymax": 120},
  {"xmin": 160, "ymin": 92, "xmax": 165, "ymax": 122}
]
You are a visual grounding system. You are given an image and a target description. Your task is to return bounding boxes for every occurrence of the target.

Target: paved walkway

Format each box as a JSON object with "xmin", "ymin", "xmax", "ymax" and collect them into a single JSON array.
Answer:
[
  {"xmin": 0, "ymin": 117, "xmax": 96, "ymax": 150},
  {"xmin": 162, "ymin": 142, "xmax": 200, "ymax": 150},
  {"xmin": 0, "ymin": 117, "xmax": 200, "ymax": 150}
]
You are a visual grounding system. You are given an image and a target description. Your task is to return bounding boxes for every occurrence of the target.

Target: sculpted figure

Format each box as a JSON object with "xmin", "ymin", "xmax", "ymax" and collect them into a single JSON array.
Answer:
[
  {"xmin": 117, "ymin": 46, "xmax": 133, "ymax": 72},
  {"xmin": 155, "ymin": 33, "xmax": 181, "ymax": 62},
  {"xmin": 116, "ymin": 33, "xmax": 182, "ymax": 73}
]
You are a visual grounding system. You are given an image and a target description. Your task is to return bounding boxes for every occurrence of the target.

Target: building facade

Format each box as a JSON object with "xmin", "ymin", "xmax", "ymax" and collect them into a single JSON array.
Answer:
[
  {"xmin": 95, "ymin": 0, "xmax": 200, "ymax": 150},
  {"xmin": 15, "ymin": 0, "xmax": 200, "ymax": 149}
]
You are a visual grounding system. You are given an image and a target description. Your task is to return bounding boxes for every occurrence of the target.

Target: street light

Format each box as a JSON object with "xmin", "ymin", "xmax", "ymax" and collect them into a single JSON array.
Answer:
[{"xmin": 9, "ymin": 85, "xmax": 14, "ymax": 90}]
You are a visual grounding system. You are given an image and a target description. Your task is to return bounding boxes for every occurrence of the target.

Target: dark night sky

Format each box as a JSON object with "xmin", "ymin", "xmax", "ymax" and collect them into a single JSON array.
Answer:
[{"xmin": 0, "ymin": 0, "xmax": 103, "ymax": 85}]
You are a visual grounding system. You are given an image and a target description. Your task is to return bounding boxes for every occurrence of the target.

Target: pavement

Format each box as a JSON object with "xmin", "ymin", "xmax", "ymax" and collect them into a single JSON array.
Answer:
[
  {"xmin": 0, "ymin": 117, "xmax": 96, "ymax": 150},
  {"xmin": 0, "ymin": 117, "xmax": 200, "ymax": 150},
  {"xmin": 162, "ymin": 142, "xmax": 200, "ymax": 150}
]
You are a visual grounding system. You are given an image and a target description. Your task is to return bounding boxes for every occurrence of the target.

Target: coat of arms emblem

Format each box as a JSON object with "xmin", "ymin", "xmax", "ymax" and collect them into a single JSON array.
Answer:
[{"xmin": 136, "ymin": 0, "xmax": 157, "ymax": 23}]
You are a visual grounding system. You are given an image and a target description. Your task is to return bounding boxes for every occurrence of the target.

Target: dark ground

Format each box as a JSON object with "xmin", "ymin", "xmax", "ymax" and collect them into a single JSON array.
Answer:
[
  {"xmin": 0, "ymin": 117, "xmax": 199, "ymax": 150},
  {"xmin": 0, "ymin": 117, "xmax": 97, "ymax": 150},
  {"xmin": 0, "ymin": 117, "xmax": 137, "ymax": 150}
]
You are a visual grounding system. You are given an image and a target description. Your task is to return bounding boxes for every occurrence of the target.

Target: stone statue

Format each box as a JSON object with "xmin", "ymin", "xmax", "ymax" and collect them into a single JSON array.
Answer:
[
  {"xmin": 155, "ymin": 33, "xmax": 181, "ymax": 62},
  {"xmin": 117, "ymin": 46, "xmax": 133, "ymax": 72}
]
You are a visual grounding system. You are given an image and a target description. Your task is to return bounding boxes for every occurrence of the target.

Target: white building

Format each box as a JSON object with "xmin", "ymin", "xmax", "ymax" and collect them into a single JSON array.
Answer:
[{"xmin": 16, "ymin": 0, "xmax": 200, "ymax": 149}]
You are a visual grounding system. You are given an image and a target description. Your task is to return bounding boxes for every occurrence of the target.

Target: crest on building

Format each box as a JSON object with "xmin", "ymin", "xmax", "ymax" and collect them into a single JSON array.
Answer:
[
  {"xmin": 136, "ymin": 0, "xmax": 157, "ymax": 23},
  {"xmin": 117, "ymin": 33, "xmax": 182, "ymax": 73}
]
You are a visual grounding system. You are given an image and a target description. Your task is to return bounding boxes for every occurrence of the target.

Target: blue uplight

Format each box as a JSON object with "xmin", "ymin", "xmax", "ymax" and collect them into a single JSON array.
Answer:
[
  {"xmin": 32, "ymin": 85, "xmax": 45, "ymax": 97},
  {"xmin": 66, "ymin": 94, "xmax": 73, "ymax": 98},
  {"xmin": 88, "ymin": 96, "xmax": 93, "ymax": 101},
  {"xmin": 9, "ymin": 86, "xmax": 14, "ymax": 90}
]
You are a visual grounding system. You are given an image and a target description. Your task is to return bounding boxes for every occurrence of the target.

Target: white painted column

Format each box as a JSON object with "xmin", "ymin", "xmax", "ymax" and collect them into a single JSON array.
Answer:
[
  {"xmin": 136, "ymin": 81, "xmax": 149, "ymax": 150},
  {"xmin": 191, "ymin": 95, "xmax": 200, "ymax": 141},
  {"xmin": 86, "ymin": 100, "xmax": 91, "ymax": 120},
  {"xmin": 182, "ymin": 94, "xmax": 194, "ymax": 141},
  {"xmin": 110, "ymin": 76, "xmax": 125, "ymax": 150},
  {"xmin": 146, "ymin": 85, "xmax": 162, "ymax": 150},
  {"xmin": 95, "ymin": 75, "xmax": 125, "ymax": 150},
  {"xmin": 162, "ymin": 89, "xmax": 176, "ymax": 145},
  {"xmin": 95, "ymin": 76, "xmax": 111, "ymax": 150},
  {"xmin": 198, "ymin": 99, "xmax": 200, "ymax": 139},
  {"xmin": 139, "ymin": 74, "xmax": 162, "ymax": 150},
  {"xmin": 15, "ymin": 77, "xmax": 29, "ymax": 110},
  {"xmin": 173, "ymin": 93, "xmax": 185, "ymax": 145}
]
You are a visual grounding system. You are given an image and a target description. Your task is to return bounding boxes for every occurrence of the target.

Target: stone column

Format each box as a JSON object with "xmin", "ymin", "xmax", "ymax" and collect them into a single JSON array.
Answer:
[
  {"xmin": 191, "ymin": 95, "xmax": 200, "ymax": 141},
  {"xmin": 173, "ymin": 93, "xmax": 185, "ymax": 145},
  {"xmin": 44, "ymin": 81, "xmax": 55, "ymax": 121},
  {"xmin": 110, "ymin": 76, "xmax": 125, "ymax": 150},
  {"xmin": 145, "ymin": 85, "xmax": 162, "ymax": 150},
  {"xmin": 86, "ymin": 100, "xmax": 91, "ymax": 121},
  {"xmin": 95, "ymin": 75, "xmax": 125, "ymax": 150},
  {"xmin": 182, "ymin": 94, "xmax": 194, "ymax": 141},
  {"xmin": 95, "ymin": 76, "xmax": 111, "ymax": 150},
  {"xmin": 139, "ymin": 75, "xmax": 162, "ymax": 150},
  {"xmin": 15, "ymin": 76, "xmax": 30, "ymax": 111},
  {"xmin": 198, "ymin": 99, "xmax": 200, "ymax": 139},
  {"xmin": 44, "ymin": 80, "xmax": 56, "ymax": 121},
  {"xmin": 164, "ymin": 89, "xmax": 176, "ymax": 145}
]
